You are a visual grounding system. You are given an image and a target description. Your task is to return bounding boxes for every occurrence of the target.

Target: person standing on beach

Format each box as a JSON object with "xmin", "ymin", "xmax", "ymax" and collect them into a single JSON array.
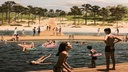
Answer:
[
  {"xmin": 13, "ymin": 27, "xmax": 18, "ymax": 36},
  {"xmin": 37, "ymin": 26, "xmax": 41, "ymax": 36},
  {"xmin": 97, "ymin": 28, "xmax": 100, "ymax": 36},
  {"xmin": 53, "ymin": 42, "xmax": 73, "ymax": 72},
  {"xmin": 59, "ymin": 26, "xmax": 62, "ymax": 35},
  {"xmin": 116, "ymin": 28, "xmax": 119, "ymax": 36},
  {"xmin": 33, "ymin": 27, "xmax": 36, "ymax": 36},
  {"xmin": 104, "ymin": 28, "xmax": 121, "ymax": 71}
]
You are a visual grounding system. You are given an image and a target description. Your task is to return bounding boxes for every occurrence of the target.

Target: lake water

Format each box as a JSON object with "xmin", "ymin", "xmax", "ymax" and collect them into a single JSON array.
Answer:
[{"xmin": 0, "ymin": 40, "xmax": 128, "ymax": 72}]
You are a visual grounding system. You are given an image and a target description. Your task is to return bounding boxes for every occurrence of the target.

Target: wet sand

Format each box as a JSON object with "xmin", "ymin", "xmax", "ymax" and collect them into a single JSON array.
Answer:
[
  {"xmin": 27, "ymin": 62, "xmax": 128, "ymax": 72},
  {"xmin": 2, "ymin": 35, "xmax": 123, "ymax": 41}
]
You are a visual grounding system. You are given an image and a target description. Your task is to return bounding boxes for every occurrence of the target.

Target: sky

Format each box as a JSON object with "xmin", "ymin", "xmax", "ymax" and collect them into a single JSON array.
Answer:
[{"xmin": 0, "ymin": 0, "xmax": 128, "ymax": 12}]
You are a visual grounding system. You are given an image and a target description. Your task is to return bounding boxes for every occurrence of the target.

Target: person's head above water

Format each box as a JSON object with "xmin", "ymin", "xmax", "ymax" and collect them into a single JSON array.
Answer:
[
  {"xmin": 104, "ymin": 28, "xmax": 111, "ymax": 34},
  {"xmin": 56, "ymin": 42, "xmax": 72, "ymax": 56},
  {"xmin": 87, "ymin": 46, "xmax": 92, "ymax": 50}
]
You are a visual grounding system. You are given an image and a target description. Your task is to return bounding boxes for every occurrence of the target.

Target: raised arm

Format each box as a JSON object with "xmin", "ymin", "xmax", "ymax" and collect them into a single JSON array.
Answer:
[{"xmin": 114, "ymin": 36, "xmax": 122, "ymax": 44}]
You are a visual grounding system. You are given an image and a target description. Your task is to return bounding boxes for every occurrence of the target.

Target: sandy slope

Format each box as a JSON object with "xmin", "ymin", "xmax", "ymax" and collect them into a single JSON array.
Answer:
[{"xmin": 27, "ymin": 62, "xmax": 128, "ymax": 72}]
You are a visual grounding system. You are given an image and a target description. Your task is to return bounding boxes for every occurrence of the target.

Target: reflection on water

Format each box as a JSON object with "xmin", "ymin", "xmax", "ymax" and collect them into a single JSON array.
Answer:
[{"xmin": 0, "ymin": 40, "xmax": 128, "ymax": 71}]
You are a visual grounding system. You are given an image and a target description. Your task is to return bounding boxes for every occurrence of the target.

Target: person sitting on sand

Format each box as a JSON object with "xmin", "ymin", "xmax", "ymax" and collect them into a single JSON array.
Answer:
[
  {"xmin": 104, "ymin": 28, "xmax": 121, "ymax": 71},
  {"xmin": 87, "ymin": 46, "xmax": 97, "ymax": 68},
  {"xmin": 29, "ymin": 54, "xmax": 51, "ymax": 65},
  {"xmin": 53, "ymin": 42, "xmax": 73, "ymax": 72},
  {"xmin": 18, "ymin": 42, "xmax": 34, "ymax": 51}
]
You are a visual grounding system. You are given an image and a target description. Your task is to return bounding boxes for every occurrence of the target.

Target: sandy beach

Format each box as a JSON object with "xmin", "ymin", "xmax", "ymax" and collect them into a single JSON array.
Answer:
[
  {"xmin": 2, "ymin": 35, "xmax": 124, "ymax": 41},
  {"xmin": 28, "ymin": 62, "xmax": 128, "ymax": 72},
  {"xmin": 0, "ymin": 18, "xmax": 127, "ymax": 41}
]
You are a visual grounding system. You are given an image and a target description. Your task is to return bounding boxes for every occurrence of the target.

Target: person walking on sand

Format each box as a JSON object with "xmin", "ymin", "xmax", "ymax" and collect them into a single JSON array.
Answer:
[
  {"xmin": 29, "ymin": 54, "xmax": 51, "ymax": 65},
  {"xmin": 104, "ymin": 28, "xmax": 121, "ymax": 71},
  {"xmin": 87, "ymin": 46, "xmax": 97, "ymax": 68},
  {"xmin": 53, "ymin": 42, "xmax": 73, "ymax": 72},
  {"xmin": 37, "ymin": 26, "xmax": 41, "ymax": 36},
  {"xmin": 33, "ymin": 27, "xmax": 36, "ymax": 36}
]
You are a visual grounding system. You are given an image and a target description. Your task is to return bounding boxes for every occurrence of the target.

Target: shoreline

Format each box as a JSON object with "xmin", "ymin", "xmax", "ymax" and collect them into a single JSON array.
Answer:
[
  {"xmin": 1, "ymin": 35, "xmax": 105, "ymax": 41},
  {"xmin": 27, "ymin": 62, "xmax": 128, "ymax": 72},
  {"xmin": 2, "ymin": 35, "xmax": 124, "ymax": 41}
]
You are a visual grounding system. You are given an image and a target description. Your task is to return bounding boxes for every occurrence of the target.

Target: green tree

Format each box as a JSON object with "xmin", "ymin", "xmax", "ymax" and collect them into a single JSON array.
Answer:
[
  {"xmin": 60, "ymin": 10, "xmax": 66, "ymax": 22},
  {"xmin": 48, "ymin": 9, "xmax": 54, "ymax": 17},
  {"xmin": 27, "ymin": 5, "xmax": 34, "ymax": 26},
  {"xmin": 12, "ymin": 4, "xmax": 24, "ymax": 22},
  {"xmin": 82, "ymin": 4, "xmax": 91, "ymax": 25},
  {"xmin": 4, "ymin": 1, "xmax": 16, "ymax": 24},
  {"xmin": 70, "ymin": 6, "xmax": 82, "ymax": 25},
  {"xmin": 91, "ymin": 5, "xmax": 100, "ymax": 25},
  {"xmin": 0, "ymin": 6, "xmax": 4, "ymax": 24},
  {"xmin": 110, "ymin": 5, "xmax": 127, "ymax": 21},
  {"xmin": 98, "ymin": 7, "xmax": 110, "ymax": 24}
]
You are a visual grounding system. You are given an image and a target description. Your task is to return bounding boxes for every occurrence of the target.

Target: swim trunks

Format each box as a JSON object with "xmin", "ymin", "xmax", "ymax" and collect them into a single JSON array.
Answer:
[{"xmin": 105, "ymin": 46, "xmax": 115, "ymax": 52}]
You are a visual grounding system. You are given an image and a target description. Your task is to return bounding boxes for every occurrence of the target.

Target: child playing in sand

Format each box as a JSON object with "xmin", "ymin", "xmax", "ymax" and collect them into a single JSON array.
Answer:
[
  {"xmin": 29, "ymin": 54, "xmax": 51, "ymax": 65},
  {"xmin": 87, "ymin": 46, "xmax": 97, "ymax": 68}
]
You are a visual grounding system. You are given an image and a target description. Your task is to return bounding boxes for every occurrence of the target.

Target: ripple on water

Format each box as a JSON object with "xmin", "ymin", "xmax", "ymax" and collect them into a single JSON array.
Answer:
[{"xmin": 0, "ymin": 41, "xmax": 128, "ymax": 71}]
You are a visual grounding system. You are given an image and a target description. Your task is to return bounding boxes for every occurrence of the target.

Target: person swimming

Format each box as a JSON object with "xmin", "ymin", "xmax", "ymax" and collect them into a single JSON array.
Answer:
[
  {"xmin": 18, "ymin": 42, "xmax": 34, "ymax": 51},
  {"xmin": 29, "ymin": 54, "xmax": 51, "ymax": 65}
]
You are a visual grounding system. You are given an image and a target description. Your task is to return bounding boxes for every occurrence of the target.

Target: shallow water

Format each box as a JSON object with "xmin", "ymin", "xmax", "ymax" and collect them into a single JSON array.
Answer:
[
  {"xmin": 0, "ymin": 30, "xmax": 126, "ymax": 36},
  {"xmin": 0, "ymin": 40, "xmax": 128, "ymax": 72}
]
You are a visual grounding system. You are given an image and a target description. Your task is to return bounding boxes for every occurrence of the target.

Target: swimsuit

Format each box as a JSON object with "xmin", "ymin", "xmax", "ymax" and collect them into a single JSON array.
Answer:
[
  {"xmin": 53, "ymin": 66, "xmax": 63, "ymax": 72},
  {"xmin": 92, "ymin": 57, "xmax": 97, "ymax": 60},
  {"xmin": 105, "ymin": 46, "xmax": 115, "ymax": 52}
]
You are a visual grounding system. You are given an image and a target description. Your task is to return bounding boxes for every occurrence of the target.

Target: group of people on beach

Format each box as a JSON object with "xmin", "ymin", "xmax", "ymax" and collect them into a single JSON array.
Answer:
[
  {"xmin": 33, "ymin": 26, "xmax": 41, "ymax": 36},
  {"xmin": 18, "ymin": 28, "xmax": 121, "ymax": 72},
  {"xmin": 53, "ymin": 28, "xmax": 121, "ymax": 72},
  {"xmin": 46, "ymin": 24, "xmax": 62, "ymax": 36},
  {"xmin": 3, "ymin": 27, "xmax": 121, "ymax": 72}
]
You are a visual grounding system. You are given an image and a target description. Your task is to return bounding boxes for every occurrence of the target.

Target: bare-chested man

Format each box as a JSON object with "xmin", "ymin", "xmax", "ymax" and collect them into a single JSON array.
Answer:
[{"xmin": 104, "ymin": 28, "xmax": 121, "ymax": 71}]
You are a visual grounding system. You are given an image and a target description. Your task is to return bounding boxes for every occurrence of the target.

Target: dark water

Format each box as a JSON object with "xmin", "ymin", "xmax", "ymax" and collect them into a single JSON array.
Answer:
[
  {"xmin": 0, "ymin": 30, "xmax": 33, "ymax": 36},
  {"xmin": 0, "ymin": 40, "xmax": 128, "ymax": 72},
  {"xmin": 63, "ymin": 32, "xmax": 126, "ymax": 36}
]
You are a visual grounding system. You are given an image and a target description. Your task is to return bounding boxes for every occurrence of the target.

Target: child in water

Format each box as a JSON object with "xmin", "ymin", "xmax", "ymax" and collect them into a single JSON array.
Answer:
[{"xmin": 87, "ymin": 46, "xmax": 97, "ymax": 68}]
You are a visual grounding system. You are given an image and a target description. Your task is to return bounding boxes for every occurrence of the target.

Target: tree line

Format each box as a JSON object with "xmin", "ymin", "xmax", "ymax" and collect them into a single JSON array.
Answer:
[
  {"xmin": 69, "ymin": 4, "xmax": 128, "ymax": 25},
  {"xmin": 0, "ymin": 1, "xmax": 128, "ymax": 26}
]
